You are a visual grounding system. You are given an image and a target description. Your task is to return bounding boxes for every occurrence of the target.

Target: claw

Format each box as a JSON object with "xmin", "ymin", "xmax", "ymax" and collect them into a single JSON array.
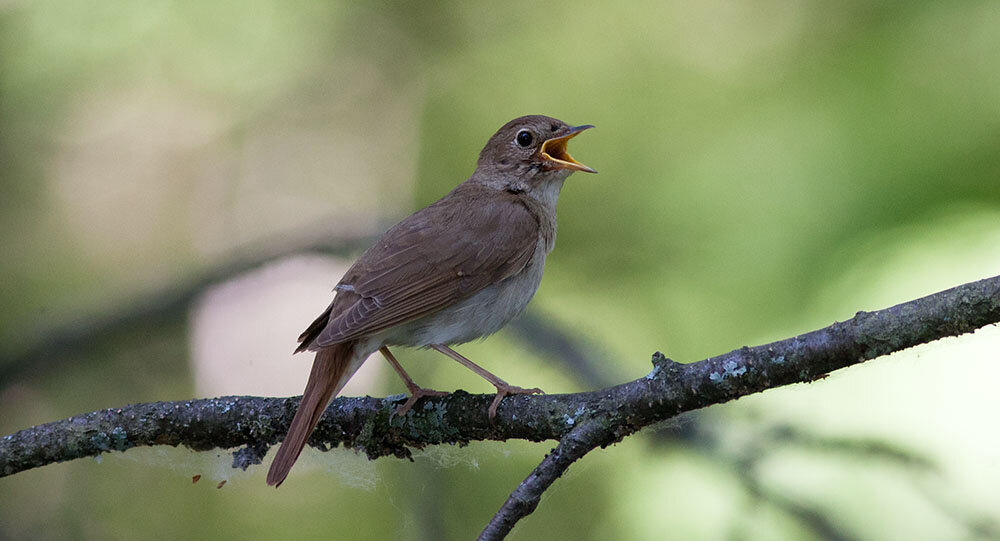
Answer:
[
  {"xmin": 393, "ymin": 387, "xmax": 450, "ymax": 418},
  {"xmin": 488, "ymin": 384, "xmax": 545, "ymax": 420}
]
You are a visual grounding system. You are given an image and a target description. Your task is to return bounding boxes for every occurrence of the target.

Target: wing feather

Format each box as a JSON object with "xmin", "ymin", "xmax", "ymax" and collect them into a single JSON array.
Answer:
[{"xmin": 308, "ymin": 184, "xmax": 540, "ymax": 348}]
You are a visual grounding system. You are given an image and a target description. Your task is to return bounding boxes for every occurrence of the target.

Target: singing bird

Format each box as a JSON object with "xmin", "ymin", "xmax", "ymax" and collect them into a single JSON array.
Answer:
[{"xmin": 267, "ymin": 115, "xmax": 595, "ymax": 486}]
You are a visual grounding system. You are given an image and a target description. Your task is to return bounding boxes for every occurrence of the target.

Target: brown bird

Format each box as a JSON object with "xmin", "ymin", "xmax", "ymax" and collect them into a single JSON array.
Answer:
[{"xmin": 266, "ymin": 115, "xmax": 595, "ymax": 487}]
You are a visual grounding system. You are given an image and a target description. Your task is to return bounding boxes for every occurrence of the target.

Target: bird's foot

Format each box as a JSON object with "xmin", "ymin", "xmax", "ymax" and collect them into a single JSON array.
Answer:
[
  {"xmin": 394, "ymin": 387, "xmax": 451, "ymax": 417},
  {"xmin": 488, "ymin": 383, "xmax": 544, "ymax": 420}
]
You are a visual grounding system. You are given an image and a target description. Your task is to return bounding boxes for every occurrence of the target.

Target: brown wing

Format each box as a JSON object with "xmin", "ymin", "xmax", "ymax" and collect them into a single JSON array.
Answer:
[{"xmin": 301, "ymin": 183, "xmax": 540, "ymax": 349}]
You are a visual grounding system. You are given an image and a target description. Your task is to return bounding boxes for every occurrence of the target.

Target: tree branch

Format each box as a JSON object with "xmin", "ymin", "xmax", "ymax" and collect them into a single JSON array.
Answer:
[
  {"xmin": 2, "ymin": 275, "xmax": 998, "ymax": 537},
  {"xmin": 478, "ymin": 420, "xmax": 616, "ymax": 541}
]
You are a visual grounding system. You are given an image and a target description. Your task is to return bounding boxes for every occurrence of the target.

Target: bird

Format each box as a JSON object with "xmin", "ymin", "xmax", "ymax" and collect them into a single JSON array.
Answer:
[{"xmin": 266, "ymin": 115, "xmax": 595, "ymax": 487}]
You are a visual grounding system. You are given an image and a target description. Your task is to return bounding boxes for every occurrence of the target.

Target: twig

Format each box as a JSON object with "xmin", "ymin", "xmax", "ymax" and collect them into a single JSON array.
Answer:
[{"xmin": 478, "ymin": 421, "xmax": 613, "ymax": 541}]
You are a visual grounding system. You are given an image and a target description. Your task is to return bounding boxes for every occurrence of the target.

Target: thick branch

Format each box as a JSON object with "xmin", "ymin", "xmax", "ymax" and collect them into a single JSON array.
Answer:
[{"xmin": 2, "ymin": 275, "xmax": 998, "ymax": 487}]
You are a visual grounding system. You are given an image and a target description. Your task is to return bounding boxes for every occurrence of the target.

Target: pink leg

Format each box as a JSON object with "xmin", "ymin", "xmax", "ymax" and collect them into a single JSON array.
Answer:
[
  {"xmin": 380, "ymin": 346, "xmax": 449, "ymax": 416},
  {"xmin": 430, "ymin": 344, "xmax": 543, "ymax": 419}
]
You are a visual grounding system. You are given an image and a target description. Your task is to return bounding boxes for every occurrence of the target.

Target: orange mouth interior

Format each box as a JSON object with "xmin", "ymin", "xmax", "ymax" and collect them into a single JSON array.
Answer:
[{"xmin": 539, "ymin": 127, "xmax": 596, "ymax": 173}]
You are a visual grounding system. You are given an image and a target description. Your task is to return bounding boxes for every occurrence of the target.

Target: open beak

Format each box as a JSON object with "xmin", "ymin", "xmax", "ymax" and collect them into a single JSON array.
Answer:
[{"xmin": 539, "ymin": 124, "xmax": 596, "ymax": 173}]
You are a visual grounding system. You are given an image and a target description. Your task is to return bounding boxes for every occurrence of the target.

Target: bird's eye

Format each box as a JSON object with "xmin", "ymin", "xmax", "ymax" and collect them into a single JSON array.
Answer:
[{"xmin": 515, "ymin": 130, "xmax": 534, "ymax": 147}]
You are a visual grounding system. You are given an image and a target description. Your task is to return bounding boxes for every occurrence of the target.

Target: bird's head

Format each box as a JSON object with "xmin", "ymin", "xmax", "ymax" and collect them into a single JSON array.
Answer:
[{"xmin": 474, "ymin": 115, "xmax": 595, "ymax": 194}]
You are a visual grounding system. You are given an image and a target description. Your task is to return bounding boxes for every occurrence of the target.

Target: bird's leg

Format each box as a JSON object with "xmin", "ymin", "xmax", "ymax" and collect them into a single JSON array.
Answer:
[
  {"xmin": 380, "ymin": 346, "xmax": 450, "ymax": 416},
  {"xmin": 430, "ymin": 344, "xmax": 543, "ymax": 420}
]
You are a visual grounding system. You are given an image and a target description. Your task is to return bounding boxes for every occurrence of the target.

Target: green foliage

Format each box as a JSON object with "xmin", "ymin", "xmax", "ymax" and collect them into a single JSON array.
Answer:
[{"xmin": 1, "ymin": 0, "xmax": 998, "ymax": 539}]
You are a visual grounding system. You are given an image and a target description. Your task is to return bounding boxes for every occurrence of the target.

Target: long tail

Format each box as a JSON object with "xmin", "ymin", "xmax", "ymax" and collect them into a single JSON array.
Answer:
[{"xmin": 267, "ymin": 342, "xmax": 358, "ymax": 487}]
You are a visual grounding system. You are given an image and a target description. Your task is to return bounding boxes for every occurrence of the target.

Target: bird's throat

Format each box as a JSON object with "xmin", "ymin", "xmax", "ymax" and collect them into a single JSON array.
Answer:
[{"xmin": 528, "ymin": 177, "xmax": 567, "ymax": 212}]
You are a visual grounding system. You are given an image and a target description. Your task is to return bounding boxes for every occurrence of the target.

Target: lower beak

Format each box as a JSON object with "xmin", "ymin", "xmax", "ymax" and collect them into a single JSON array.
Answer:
[{"xmin": 539, "ymin": 125, "xmax": 596, "ymax": 173}]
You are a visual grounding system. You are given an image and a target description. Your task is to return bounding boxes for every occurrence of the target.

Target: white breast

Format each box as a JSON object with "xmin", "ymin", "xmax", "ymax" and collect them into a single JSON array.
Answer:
[{"xmin": 381, "ymin": 236, "xmax": 550, "ymax": 347}]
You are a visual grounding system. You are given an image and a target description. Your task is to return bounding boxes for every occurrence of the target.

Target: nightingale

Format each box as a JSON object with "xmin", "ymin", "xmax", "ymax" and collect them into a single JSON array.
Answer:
[{"xmin": 266, "ymin": 115, "xmax": 595, "ymax": 487}]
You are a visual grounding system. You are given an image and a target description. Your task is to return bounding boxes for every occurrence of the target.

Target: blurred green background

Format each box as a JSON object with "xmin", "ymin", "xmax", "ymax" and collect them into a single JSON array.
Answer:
[{"xmin": 2, "ymin": 0, "xmax": 999, "ymax": 539}]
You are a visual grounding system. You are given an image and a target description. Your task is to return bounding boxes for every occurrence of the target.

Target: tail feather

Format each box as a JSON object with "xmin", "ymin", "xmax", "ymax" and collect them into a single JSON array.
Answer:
[{"xmin": 267, "ymin": 343, "xmax": 356, "ymax": 487}]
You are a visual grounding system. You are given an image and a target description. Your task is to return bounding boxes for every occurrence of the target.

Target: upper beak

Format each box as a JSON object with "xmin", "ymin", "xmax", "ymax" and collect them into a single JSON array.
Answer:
[{"xmin": 539, "ymin": 124, "xmax": 596, "ymax": 174}]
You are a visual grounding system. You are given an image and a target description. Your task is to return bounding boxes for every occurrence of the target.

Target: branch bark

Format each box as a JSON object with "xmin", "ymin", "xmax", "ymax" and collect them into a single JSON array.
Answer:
[
  {"xmin": 2, "ymin": 275, "xmax": 998, "ymax": 537},
  {"xmin": 478, "ymin": 420, "xmax": 616, "ymax": 541}
]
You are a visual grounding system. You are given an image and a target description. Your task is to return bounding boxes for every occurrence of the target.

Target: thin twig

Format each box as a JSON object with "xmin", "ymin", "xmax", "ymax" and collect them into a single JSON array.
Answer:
[{"xmin": 478, "ymin": 421, "xmax": 613, "ymax": 541}]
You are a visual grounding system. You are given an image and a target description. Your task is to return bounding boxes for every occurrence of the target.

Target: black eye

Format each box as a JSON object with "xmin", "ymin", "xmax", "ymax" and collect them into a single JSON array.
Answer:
[{"xmin": 515, "ymin": 130, "xmax": 533, "ymax": 147}]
